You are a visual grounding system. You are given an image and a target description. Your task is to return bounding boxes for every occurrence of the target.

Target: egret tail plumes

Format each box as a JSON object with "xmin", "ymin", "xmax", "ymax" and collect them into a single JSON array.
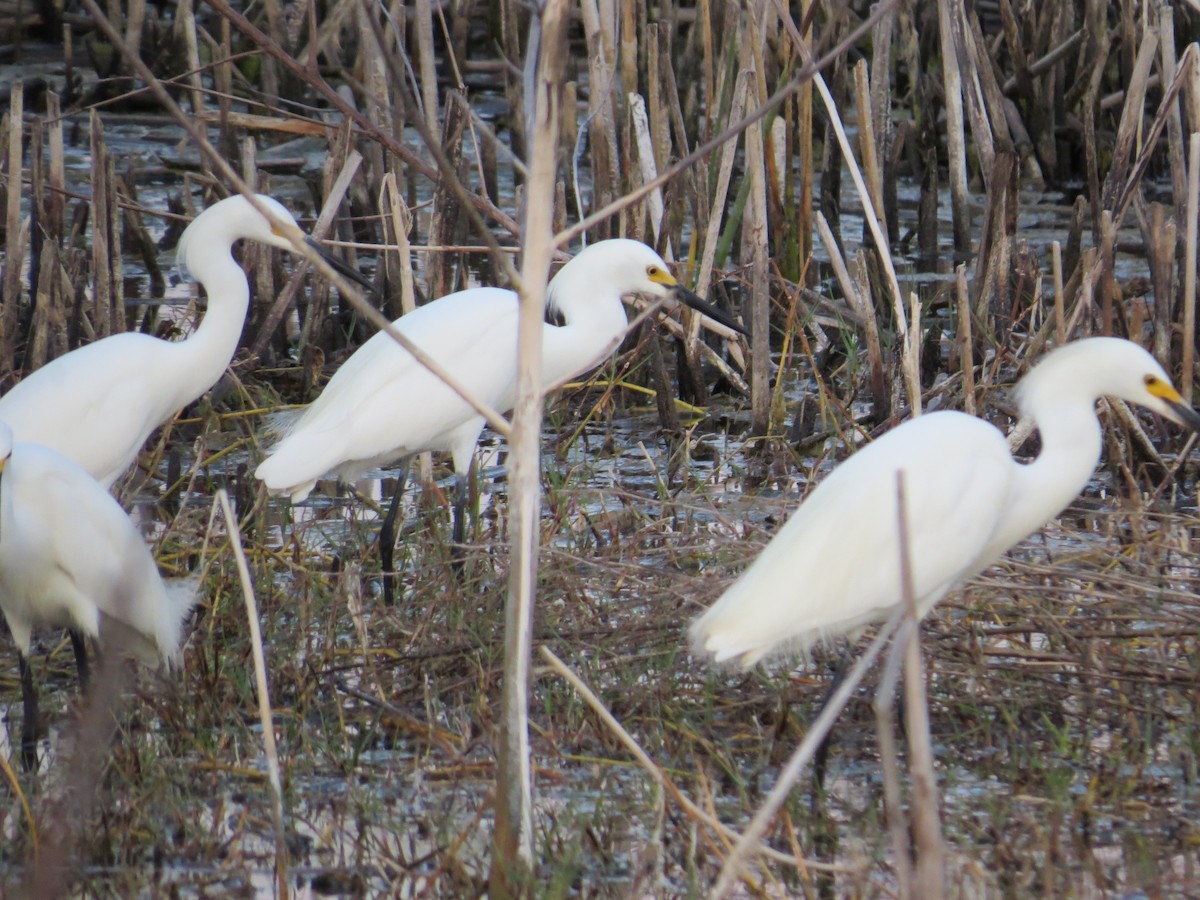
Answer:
[{"xmin": 691, "ymin": 338, "xmax": 1200, "ymax": 668}]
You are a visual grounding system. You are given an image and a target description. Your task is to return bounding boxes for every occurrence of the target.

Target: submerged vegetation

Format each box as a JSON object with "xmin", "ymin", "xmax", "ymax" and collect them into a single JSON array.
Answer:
[{"xmin": 1, "ymin": 0, "xmax": 1200, "ymax": 896}]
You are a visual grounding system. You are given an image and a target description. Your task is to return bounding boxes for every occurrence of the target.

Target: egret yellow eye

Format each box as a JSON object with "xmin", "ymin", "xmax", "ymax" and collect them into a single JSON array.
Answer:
[
  {"xmin": 1144, "ymin": 374, "xmax": 1159, "ymax": 388},
  {"xmin": 647, "ymin": 265, "xmax": 660, "ymax": 277}
]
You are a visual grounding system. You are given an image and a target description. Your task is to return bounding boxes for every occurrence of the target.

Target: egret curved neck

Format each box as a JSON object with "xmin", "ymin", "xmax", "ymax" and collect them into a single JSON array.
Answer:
[
  {"xmin": 541, "ymin": 297, "xmax": 630, "ymax": 387},
  {"xmin": 176, "ymin": 254, "xmax": 252, "ymax": 388},
  {"xmin": 1006, "ymin": 402, "xmax": 1104, "ymax": 540}
]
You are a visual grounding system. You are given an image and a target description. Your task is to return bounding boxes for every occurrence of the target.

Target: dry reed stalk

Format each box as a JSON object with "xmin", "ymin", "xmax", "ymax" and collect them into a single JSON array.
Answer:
[
  {"xmin": 355, "ymin": 0, "xmax": 394, "ymax": 201},
  {"xmin": 937, "ymin": 0, "xmax": 971, "ymax": 252},
  {"xmin": 955, "ymin": 263, "xmax": 975, "ymax": 415},
  {"xmin": 629, "ymin": 93, "xmax": 667, "ymax": 249},
  {"xmin": 871, "ymin": 4, "xmax": 896, "ymax": 240},
  {"xmin": 854, "ymin": 60, "xmax": 886, "ymax": 247},
  {"xmin": 1052, "ymin": 240, "xmax": 1066, "ymax": 344},
  {"xmin": 579, "ymin": 0, "xmax": 620, "ymax": 237},
  {"xmin": 874, "ymin": 618, "xmax": 915, "ymax": 895},
  {"xmin": 944, "ymin": 0, "xmax": 995, "ymax": 188},
  {"xmin": 1100, "ymin": 31, "xmax": 1158, "ymax": 219},
  {"xmin": 796, "ymin": 3, "xmax": 814, "ymax": 275},
  {"xmin": 692, "ymin": 68, "xmax": 748, "ymax": 326},
  {"xmin": 970, "ymin": 150, "xmax": 1015, "ymax": 345},
  {"xmin": 740, "ymin": 35, "xmax": 770, "ymax": 438},
  {"xmin": 380, "ymin": 172, "xmax": 417, "ymax": 317},
  {"xmin": 177, "ymin": 0, "xmax": 205, "ymax": 117},
  {"xmin": 967, "ymin": 12, "xmax": 1015, "ymax": 152},
  {"xmin": 88, "ymin": 108, "xmax": 119, "ymax": 339},
  {"xmin": 491, "ymin": 2, "xmax": 569, "ymax": 892},
  {"xmin": 215, "ymin": 13, "xmax": 235, "ymax": 163},
  {"xmin": 28, "ymin": 239, "xmax": 59, "ymax": 372},
  {"xmin": 1099, "ymin": 208, "xmax": 1116, "ymax": 337},
  {"xmin": 0, "ymin": 82, "xmax": 22, "ymax": 377},
  {"xmin": 427, "ymin": 92, "xmax": 469, "ymax": 300},
  {"xmin": 216, "ymin": 489, "xmax": 289, "ymax": 893},
  {"xmin": 620, "ymin": 0, "xmax": 638, "ymax": 116},
  {"xmin": 45, "ymin": 93, "xmax": 64, "ymax": 242},
  {"xmin": 1183, "ymin": 132, "xmax": 1199, "ymax": 403},
  {"xmin": 710, "ymin": 613, "xmax": 904, "ymax": 899},
  {"xmin": 1147, "ymin": 204, "xmax": 1176, "ymax": 362},
  {"xmin": 1157, "ymin": 6, "xmax": 1188, "ymax": 217},
  {"xmin": 1112, "ymin": 45, "xmax": 1198, "ymax": 227},
  {"xmin": 893, "ymin": 474, "xmax": 945, "ymax": 897},
  {"xmin": 812, "ymin": 64, "xmax": 917, "ymax": 412},
  {"xmin": 414, "ymin": 0, "xmax": 439, "ymax": 136}
]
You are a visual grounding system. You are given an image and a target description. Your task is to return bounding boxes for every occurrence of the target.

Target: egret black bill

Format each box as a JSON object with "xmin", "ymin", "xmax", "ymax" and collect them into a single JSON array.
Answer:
[
  {"xmin": 672, "ymin": 285, "xmax": 748, "ymax": 337},
  {"xmin": 304, "ymin": 236, "xmax": 374, "ymax": 291}
]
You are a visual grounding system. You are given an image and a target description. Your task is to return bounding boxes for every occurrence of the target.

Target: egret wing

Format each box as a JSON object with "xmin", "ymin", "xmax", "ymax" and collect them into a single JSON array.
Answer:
[{"xmin": 258, "ymin": 288, "xmax": 520, "ymax": 489}]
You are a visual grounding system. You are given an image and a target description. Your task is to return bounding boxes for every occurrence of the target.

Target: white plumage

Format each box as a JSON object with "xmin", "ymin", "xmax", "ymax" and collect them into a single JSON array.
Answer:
[
  {"xmin": 0, "ymin": 421, "xmax": 197, "ymax": 765},
  {"xmin": 691, "ymin": 337, "xmax": 1200, "ymax": 667}
]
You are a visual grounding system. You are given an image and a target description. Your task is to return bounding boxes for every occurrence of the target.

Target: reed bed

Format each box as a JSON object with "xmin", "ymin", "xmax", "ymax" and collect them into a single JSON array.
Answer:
[{"xmin": 0, "ymin": 0, "xmax": 1199, "ymax": 896}]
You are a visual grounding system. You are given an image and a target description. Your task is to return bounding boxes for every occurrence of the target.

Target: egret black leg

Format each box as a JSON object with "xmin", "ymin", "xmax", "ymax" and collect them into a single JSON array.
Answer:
[
  {"xmin": 18, "ymin": 654, "xmax": 38, "ymax": 772},
  {"xmin": 449, "ymin": 467, "xmax": 470, "ymax": 578},
  {"xmin": 70, "ymin": 629, "xmax": 90, "ymax": 690},
  {"xmin": 379, "ymin": 461, "xmax": 412, "ymax": 607},
  {"xmin": 811, "ymin": 647, "xmax": 856, "ymax": 798}
]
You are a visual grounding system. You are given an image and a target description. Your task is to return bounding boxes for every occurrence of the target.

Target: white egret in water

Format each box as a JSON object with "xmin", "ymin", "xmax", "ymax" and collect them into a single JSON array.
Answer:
[
  {"xmin": 0, "ymin": 421, "xmax": 197, "ymax": 769},
  {"xmin": 0, "ymin": 192, "xmax": 367, "ymax": 488},
  {"xmin": 691, "ymin": 337, "xmax": 1200, "ymax": 667},
  {"xmin": 255, "ymin": 238, "xmax": 745, "ymax": 603}
]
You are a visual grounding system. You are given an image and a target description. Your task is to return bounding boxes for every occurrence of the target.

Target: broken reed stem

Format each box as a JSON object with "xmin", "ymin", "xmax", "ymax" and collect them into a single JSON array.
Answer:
[
  {"xmin": 710, "ymin": 611, "xmax": 904, "ymax": 900},
  {"xmin": 743, "ymin": 81, "xmax": 771, "ymax": 437},
  {"xmin": 1052, "ymin": 240, "xmax": 1066, "ymax": 344},
  {"xmin": 874, "ymin": 618, "xmax": 915, "ymax": 896},
  {"xmin": 1183, "ymin": 131, "xmax": 1199, "ymax": 403},
  {"xmin": 491, "ymin": 2, "xmax": 570, "ymax": 890},
  {"xmin": 937, "ymin": 0, "xmax": 971, "ymax": 252},
  {"xmin": 216, "ymin": 489, "xmax": 288, "ymax": 891},
  {"xmin": 955, "ymin": 264, "xmax": 974, "ymax": 416},
  {"xmin": 895, "ymin": 472, "xmax": 945, "ymax": 898}
]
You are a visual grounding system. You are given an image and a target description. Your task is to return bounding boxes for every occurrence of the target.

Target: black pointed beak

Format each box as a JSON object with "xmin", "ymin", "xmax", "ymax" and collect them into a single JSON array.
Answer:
[
  {"xmin": 1165, "ymin": 396, "xmax": 1200, "ymax": 432},
  {"xmin": 304, "ymin": 236, "xmax": 374, "ymax": 291},
  {"xmin": 673, "ymin": 285, "xmax": 748, "ymax": 337}
]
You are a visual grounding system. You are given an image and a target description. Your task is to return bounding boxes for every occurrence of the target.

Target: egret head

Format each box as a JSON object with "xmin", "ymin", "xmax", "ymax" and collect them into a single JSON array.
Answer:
[
  {"xmin": 176, "ymin": 193, "xmax": 371, "ymax": 290},
  {"xmin": 1016, "ymin": 337, "xmax": 1200, "ymax": 430},
  {"xmin": 548, "ymin": 239, "xmax": 747, "ymax": 336}
]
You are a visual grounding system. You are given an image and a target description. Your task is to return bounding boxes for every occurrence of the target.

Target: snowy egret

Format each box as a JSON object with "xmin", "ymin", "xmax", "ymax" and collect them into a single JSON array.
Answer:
[
  {"xmin": 255, "ymin": 238, "xmax": 744, "ymax": 601},
  {"xmin": 691, "ymin": 337, "xmax": 1200, "ymax": 667},
  {"xmin": 0, "ymin": 422, "xmax": 197, "ymax": 769},
  {"xmin": 0, "ymin": 193, "xmax": 366, "ymax": 488}
]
